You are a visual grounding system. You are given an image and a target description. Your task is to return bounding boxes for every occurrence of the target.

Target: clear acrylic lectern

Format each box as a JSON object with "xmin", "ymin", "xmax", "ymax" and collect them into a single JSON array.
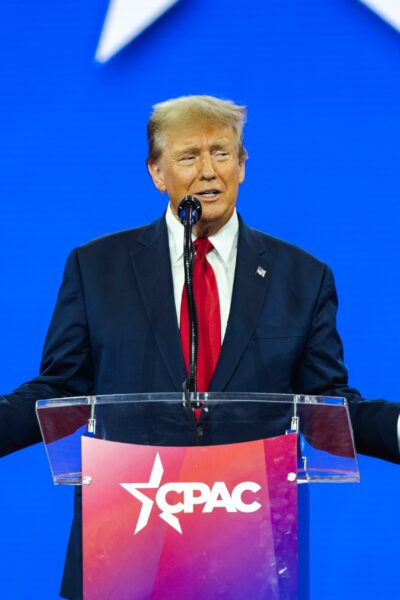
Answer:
[{"xmin": 36, "ymin": 393, "xmax": 359, "ymax": 600}]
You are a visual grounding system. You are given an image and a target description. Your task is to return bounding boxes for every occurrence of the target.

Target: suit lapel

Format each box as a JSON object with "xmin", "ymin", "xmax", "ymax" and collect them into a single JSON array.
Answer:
[
  {"xmin": 210, "ymin": 219, "xmax": 275, "ymax": 391},
  {"xmin": 129, "ymin": 216, "xmax": 186, "ymax": 391}
]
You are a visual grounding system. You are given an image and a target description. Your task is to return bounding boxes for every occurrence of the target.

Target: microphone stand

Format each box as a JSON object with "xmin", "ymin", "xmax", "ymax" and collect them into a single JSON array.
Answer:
[
  {"xmin": 178, "ymin": 196, "xmax": 202, "ymax": 440},
  {"xmin": 183, "ymin": 215, "xmax": 198, "ymax": 394}
]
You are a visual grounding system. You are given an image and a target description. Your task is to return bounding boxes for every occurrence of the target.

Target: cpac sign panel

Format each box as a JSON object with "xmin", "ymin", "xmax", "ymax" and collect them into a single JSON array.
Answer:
[{"xmin": 82, "ymin": 435, "xmax": 298, "ymax": 600}]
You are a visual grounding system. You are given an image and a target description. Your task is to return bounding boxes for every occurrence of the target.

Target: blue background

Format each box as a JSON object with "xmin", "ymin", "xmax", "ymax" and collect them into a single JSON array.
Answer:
[{"xmin": 1, "ymin": 0, "xmax": 399, "ymax": 597}]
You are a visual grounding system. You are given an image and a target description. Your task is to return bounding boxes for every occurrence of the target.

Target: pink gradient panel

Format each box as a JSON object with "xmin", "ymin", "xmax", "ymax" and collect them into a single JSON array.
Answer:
[{"xmin": 82, "ymin": 434, "xmax": 298, "ymax": 600}]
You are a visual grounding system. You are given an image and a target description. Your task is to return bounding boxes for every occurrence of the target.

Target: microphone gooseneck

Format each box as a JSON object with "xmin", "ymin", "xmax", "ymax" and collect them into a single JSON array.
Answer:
[{"xmin": 178, "ymin": 196, "xmax": 202, "ymax": 399}]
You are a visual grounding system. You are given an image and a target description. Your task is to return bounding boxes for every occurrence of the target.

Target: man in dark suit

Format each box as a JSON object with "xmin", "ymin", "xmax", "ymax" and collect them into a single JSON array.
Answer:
[{"xmin": 1, "ymin": 95, "xmax": 399, "ymax": 598}]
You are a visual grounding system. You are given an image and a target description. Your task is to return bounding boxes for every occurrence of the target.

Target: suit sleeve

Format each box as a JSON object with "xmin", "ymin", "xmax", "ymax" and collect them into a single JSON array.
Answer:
[
  {"xmin": 295, "ymin": 264, "xmax": 400, "ymax": 464},
  {"xmin": 0, "ymin": 249, "xmax": 94, "ymax": 457}
]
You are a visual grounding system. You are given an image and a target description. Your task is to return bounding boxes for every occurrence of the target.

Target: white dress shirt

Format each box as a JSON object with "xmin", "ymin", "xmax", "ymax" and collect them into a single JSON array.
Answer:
[{"xmin": 166, "ymin": 204, "xmax": 238, "ymax": 342}]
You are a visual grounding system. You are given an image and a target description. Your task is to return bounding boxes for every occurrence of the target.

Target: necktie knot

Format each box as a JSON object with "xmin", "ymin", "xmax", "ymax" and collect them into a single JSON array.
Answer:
[{"xmin": 194, "ymin": 237, "xmax": 213, "ymax": 259}]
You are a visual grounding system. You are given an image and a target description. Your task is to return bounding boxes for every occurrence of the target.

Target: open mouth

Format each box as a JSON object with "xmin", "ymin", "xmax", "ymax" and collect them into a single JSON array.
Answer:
[{"xmin": 195, "ymin": 190, "xmax": 221, "ymax": 200}]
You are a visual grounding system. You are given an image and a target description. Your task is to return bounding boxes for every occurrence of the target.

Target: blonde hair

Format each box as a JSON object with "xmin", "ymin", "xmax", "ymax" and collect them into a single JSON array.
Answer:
[{"xmin": 147, "ymin": 95, "xmax": 248, "ymax": 163}]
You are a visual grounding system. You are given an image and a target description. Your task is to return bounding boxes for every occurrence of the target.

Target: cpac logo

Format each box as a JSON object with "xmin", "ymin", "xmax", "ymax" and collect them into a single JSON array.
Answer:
[{"xmin": 121, "ymin": 453, "xmax": 262, "ymax": 534}]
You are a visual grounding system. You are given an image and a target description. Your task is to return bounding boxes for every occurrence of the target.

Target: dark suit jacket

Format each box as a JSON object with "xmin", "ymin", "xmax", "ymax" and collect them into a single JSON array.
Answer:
[{"xmin": 1, "ymin": 215, "xmax": 400, "ymax": 598}]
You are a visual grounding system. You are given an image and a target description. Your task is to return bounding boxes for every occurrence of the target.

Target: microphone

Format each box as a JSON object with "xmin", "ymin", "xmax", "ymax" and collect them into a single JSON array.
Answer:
[{"xmin": 178, "ymin": 196, "xmax": 202, "ymax": 226}]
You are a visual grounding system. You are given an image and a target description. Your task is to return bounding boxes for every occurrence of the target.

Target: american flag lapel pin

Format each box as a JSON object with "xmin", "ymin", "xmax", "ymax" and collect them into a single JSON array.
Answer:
[{"xmin": 256, "ymin": 266, "xmax": 267, "ymax": 278}]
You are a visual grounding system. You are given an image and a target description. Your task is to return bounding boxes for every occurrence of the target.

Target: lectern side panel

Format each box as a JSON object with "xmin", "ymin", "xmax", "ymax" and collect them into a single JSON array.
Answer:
[
  {"xmin": 36, "ymin": 404, "xmax": 90, "ymax": 484},
  {"xmin": 82, "ymin": 434, "xmax": 298, "ymax": 600}
]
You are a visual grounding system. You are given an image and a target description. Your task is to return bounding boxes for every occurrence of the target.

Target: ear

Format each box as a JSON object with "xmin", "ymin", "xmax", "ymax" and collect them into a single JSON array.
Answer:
[
  {"xmin": 147, "ymin": 161, "xmax": 167, "ymax": 193},
  {"xmin": 238, "ymin": 159, "xmax": 246, "ymax": 185}
]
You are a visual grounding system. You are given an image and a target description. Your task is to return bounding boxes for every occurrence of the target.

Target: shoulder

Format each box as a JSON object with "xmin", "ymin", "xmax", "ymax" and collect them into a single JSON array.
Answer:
[
  {"xmin": 83, "ymin": 217, "xmax": 164, "ymax": 252},
  {"xmin": 58, "ymin": 217, "xmax": 167, "ymax": 284},
  {"xmin": 68, "ymin": 216, "xmax": 166, "ymax": 263},
  {"xmin": 240, "ymin": 219, "xmax": 328, "ymax": 271},
  {"xmin": 238, "ymin": 219, "xmax": 336, "ymax": 301}
]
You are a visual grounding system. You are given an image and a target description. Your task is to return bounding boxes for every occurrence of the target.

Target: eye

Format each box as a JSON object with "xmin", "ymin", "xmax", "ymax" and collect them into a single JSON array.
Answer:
[
  {"xmin": 213, "ymin": 150, "xmax": 229, "ymax": 160},
  {"xmin": 179, "ymin": 155, "xmax": 196, "ymax": 163}
]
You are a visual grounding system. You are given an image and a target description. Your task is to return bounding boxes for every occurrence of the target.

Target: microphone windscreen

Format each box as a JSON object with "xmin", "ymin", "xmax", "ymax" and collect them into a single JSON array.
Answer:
[{"xmin": 178, "ymin": 196, "xmax": 202, "ymax": 225}]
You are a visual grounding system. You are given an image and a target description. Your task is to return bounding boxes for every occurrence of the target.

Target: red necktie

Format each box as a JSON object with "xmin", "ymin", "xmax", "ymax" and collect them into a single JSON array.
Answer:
[{"xmin": 180, "ymin": 238, "xmax": 221, "ymax": 392}]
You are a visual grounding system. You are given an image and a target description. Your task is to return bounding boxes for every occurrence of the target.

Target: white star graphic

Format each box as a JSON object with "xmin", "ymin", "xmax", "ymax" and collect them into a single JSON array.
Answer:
[
  {"xmin": 121, "ymin": 452, "xmax": 164, "ymax": 534},
  {"xmin": 359, "ymin": 0, "xmax": 400, "ymax": 32},
  {"xmin": 121, "ymin": 453, "xmax": 183, "ymax": 534},
  {"xmin": 96, "ymin": 0, "xmax": 182, "ymax": 63}
]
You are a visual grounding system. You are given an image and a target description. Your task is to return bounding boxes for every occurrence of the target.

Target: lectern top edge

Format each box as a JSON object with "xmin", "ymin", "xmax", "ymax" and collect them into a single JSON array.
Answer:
[{"xmin": 36, "ymin": 391, "xmax": 347, "ymax": 409}]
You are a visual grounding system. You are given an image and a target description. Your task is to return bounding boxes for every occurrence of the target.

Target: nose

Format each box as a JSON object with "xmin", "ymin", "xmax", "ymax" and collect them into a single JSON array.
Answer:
[{"xmin": 198, "ymin": 152, "xmax": 216, "ymax": 180}]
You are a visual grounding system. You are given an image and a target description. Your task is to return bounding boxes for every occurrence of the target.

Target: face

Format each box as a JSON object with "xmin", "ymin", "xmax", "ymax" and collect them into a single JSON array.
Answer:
[{"xmin": 148, "ymin": 122, "xmax": 245, "ymax": 236}]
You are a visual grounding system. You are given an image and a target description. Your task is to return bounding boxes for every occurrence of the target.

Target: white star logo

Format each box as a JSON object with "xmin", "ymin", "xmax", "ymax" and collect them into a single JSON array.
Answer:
[
  {"xmin": 359, "ymin": 0, "xmax": 400, "ymax": 32},
  {"xmin": 96, "ymin": 0, "xmax": 181, "ymax": 63},
  {"xmin": 120, "ymin": 452, "xmax": 182, "ymax": 534}
]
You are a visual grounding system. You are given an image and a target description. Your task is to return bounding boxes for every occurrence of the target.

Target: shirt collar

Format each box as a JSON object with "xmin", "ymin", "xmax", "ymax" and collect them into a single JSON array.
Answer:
[{"xmin": 166, "ymin": 204, "xmax": 239, "ymax": 265}]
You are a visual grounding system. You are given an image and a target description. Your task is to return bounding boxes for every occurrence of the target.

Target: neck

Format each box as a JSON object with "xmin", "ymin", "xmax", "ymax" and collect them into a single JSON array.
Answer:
[{"xmin": 192, "ymin": 222, "xmax": 221, "ymax": 238}]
